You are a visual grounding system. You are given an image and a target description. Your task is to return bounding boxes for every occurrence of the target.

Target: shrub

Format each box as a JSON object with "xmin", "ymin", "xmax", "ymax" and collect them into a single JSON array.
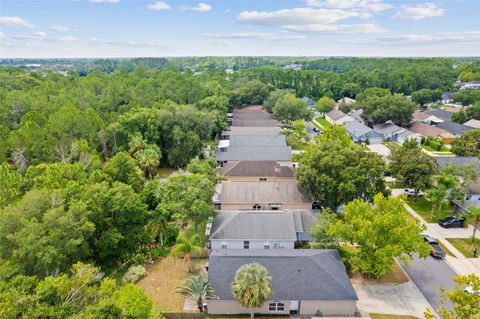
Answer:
[
  {"xmin": 122, "ymin": 265, "xmax": 147, "ymax": 284},
  {"xmin": 429, "ymin": 140, "xmax": 442, "ymax": 151}
]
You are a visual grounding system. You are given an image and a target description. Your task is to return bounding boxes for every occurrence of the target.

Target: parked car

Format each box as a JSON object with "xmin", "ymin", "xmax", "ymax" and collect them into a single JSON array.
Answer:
[
  {"xmin": 464, "ymin": 286, "xmax": 480, "ymax": 296},
  {"xmin": 313, "ymin": 127, "xmax": 320, "ymax": 133},
  {"xmin": 403, "ymin": 189, "xmax": 424, "ymax": 197},
  {"xmin": 438, "ymin": 216, "xmax": 466, "ymax": 228},
  {"xmin": 422, "ymin": 234, "xmax": 446, "ymax": 258}
]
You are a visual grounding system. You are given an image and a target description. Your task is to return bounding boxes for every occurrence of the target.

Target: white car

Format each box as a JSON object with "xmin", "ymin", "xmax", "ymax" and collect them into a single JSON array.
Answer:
[
  {"xmin": 464, "ymin": 286, "xmax": 480, "ymax": 296},
  {"xmin": 403, "ymin": 189, "xmax": 424, "ymax": 197}
]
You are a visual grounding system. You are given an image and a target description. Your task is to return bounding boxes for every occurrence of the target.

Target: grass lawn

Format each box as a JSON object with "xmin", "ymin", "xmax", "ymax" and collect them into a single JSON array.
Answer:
[
  {"xmin": 446, "ymin": 238, "xmax": 480, "ymax": 258},
  {"xmin": 338, "ymin": 246, "xmax": 409, "ymax": 285},
  {"xmin": 421, "ymin": 144, "xmax": 450, "ymax": 152},
  {"xmin": 405, "ymin": 197, "xmax": 452, "ymax": 223},
  {"xmin": 314, "ymin": 117, "xmax": 331, "ymax": 129},
  {"xmin": 136, "ymin": 256, "xmax": 208, "ymax": 312},
  {"xmin": 370, "ymin": 314, "xmax": 419, "ymax": 319},
  {"xmin": 438, "ymin": 241, "xmax": 455, "ymax": 257}
]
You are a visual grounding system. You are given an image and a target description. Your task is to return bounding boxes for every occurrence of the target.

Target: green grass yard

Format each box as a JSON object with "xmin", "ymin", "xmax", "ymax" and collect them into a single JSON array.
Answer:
[
  {"xmin": 446, "ymin": 238, "xmax": 480, "ymax": 258},
  {"xmin": 405, "ymin": 197, "xmax": 452, "ymax": 223},
  {"xmin": 421, "ymin": 144, "xmax": 450, "ymax": 152},
  {"xmin": 313, "ymin": 117, "xmax": 331, "ymax": 129}
]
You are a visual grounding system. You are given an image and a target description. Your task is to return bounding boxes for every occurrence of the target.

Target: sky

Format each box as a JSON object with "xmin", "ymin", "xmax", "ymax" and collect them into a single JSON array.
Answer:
[{"xmin": 0, "ymin": 0, "xmax": 479, "ymax": 58}]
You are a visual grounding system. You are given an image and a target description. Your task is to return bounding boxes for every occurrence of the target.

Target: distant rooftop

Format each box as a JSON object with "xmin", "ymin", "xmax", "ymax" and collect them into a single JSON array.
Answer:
[
  {"xmin": 229, "ymin": 126, "xmax": 282, "ymax": 136},
  {"xmin": 228, "ymin": 135, "xmax": 287, "ymax": 148},
  {"xmin": 222, "ymin": 161, "xmax": 294, "ymax": 177},
  {"xmin": 220, "ymin": 181, "xmax": 311, "ymax": 204}
]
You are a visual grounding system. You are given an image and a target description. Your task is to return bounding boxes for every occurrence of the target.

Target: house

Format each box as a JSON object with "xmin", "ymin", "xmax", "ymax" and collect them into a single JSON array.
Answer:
[
  {"xmin": 206, "ymin": 210, "xmax": 317, "ymax": 250},
  {"xmin": 413, "ymin": 111, "xmax": 444, "ymax": 125},
  {"xmin": 426, "ymin": 109, "xmax": 454, "ymax": 121},
  {"xmin": 207, "ymin": 249, "xmax": 358, "ymax": 316},
  {"xmin": 455, "ymin": 81, "xmax": 480, "ymax": 91},
  {"xmin": 336, "ymin": 97, "xmax": 356, "ymax": 106},
  {"xmin": 325, "ymin": 109, "xmax": 355, "ymax": 125},
  {"xmin": 373, "ymin": 123, "xmax": 421, "ymax": 145},
  {"xmin": 435, "ymin": 156, "xmax": 480, "ymax": 203},
  {"xmin": 349, "ymin": 108, "xmax": 364, "ymax": 123},
  {"xmin": 344, "ymin": 121, "xmax": 383, "ymax": 144},
  {"xmin": 229, "ymin": 126, "xmax": 282, "ymax": 136},
  {"xmin": 464, "ymin": 119, "xmax": 480, "ymax": 129},
  {"xmin": 441, "ymin": 91, "xmax": 455, "ymax": 104},
  {"xmin": 227, "ymin": 135, "xmax": 287, "ymax": 148},
  {"xmin": 218, "ymin": 181, "xmax": 312, "ymax": 210},
  {"xmin": 283, "ymin": 64, "xmax": 302, "ymax": 70},
  {"xmin": 436, "ymin": 121, "xmax": 474, "ymax": 137},
  {"xmin": 215, "ymin": 146, "xmax": 292, "ymax": 167},
  {"xmin": 408, "ymin": 121, "xmax": 455, "ymax": 144},
  {"xmin": 222, "ymin": 161, "xmax": 295, "ymax": 182},
  {"xmin": 301, "ymin": 97, "xmax": 317, "ymax": 109},
  {"xmin": 232, "ymin": 119, "xmax": 279, "ymax": 127},
  {"xmin": 233, "ymin": 107, "xmax": 273, "ymax": 120}
]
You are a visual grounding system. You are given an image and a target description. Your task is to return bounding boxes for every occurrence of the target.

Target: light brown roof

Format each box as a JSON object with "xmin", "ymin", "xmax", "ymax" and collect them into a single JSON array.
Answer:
[
  {"xmin": 220, "ymin": 181, "xmax": 311, "ymax": 204},
  {"xmin": 233, "ymin": 105, "xmax": 268, "ymax": 114},
  {"xmin": 229, "ymin": 126, "xmax": 282, "ymax": 135},
  {"xmin": 408, "ymin": 121, "xmax": 447, "ymax": 137},
  {"xmin": 464, "ymin": 119, "xmax": 480, "ymax": 129},
  {"xmin": 413, "ymin": 112, "xmax": 430, "ymax": 121},
  {"xmin": 222, "ymin": 161, "xmax": 294, "ymax": 178}
]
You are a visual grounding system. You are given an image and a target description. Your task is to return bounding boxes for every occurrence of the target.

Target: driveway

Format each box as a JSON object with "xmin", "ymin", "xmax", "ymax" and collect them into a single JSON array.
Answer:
[
  {"xmin": 400, "ymin": 255, "xmax": 456, "ymax": 313},
  {"xmin": 305, "ymin": 120, "xmax": 318, "ymax": 138},
  {"xmin": 429, "ymin": 223, "xmax": 480, "ymax": 240}
]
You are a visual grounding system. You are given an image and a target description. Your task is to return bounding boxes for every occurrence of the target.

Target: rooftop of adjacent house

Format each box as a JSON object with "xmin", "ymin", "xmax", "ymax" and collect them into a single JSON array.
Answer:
[
  {"xmin": 344, "ymin": 120, "xmax": 373, "ymax": 137},
  {"xmin": 409, "ymin": 121, "xmax": 448, "ymax": 137},
  {"xmin": 373, "ymin": 123, "xmax": 406, "ymax": 136},
  {"xmin": 301, "ymin": 96, "xmax": 317, "ymax": 108},
  {"xmin": 232, "ymin": 119, "xmax": 279, "ymax": 127},
  {"xmin": 233, "ymin": 113, "xmax": 273, "ymax": 120},
  {"xmin": 435, "ymin": 157, "xmax": 480, "ymax": 194},
  {"xmin": 397, "ymin": 129, "xmax": 420, "ymax": 139},
  {"xmin": 227, "ymin": 135, "xmax": 287, "ymax": 148},
  {"xmin": 442, "ymin": 91, "xmax": 455, "ymax": 100},
  {"xmin": 222, "ymin": 161, "xmax": 294, "ymax": 177},
  {"xmin": 413, "ymin": 111, "xmax": 431, "ymax": 121},
  {"xmin": 215, "ymin": 146, "xmax": 292, "ymax": 162},
  {"xmin": 426, "ymin": 109, "xmax": 454, "ymax": 121},
  {"xmin": 229, "ymin": 126, "xmax": 282, "ymax": 136},
  {"xmin": 326, "ymin": 109, "xmax": 349, "ymax": 121},
  {"xmin": 436, "ymin": 121, "xmax": 474, "ymax": 136},
  {"xmin": 220, "ymin": 181, "xmax": 311, "ymax": 204},
  {"xmin": 337, "ymin": 97, "xmax": 356, "ymax": 105},
  {"xmin": 208, "ymin": 210, "xmax": 317, "ymax": 241},
  {"xmin": 453, "ymin": 199, "xmax": 480, "ymax": 210},
  {"xmin": 464, "ymin": 119, "xmax": 480, "ymax": 129},
  {"xmin": 349, "ymin": 108, "xmax": 364, "ymax": 122},
  {"xmin": 233, "ymin": 105, "xmax": 269, "ymax": 114},
  {"xmin": 208, "ymin": 249, "xmax": 358, "ymax": 301}
]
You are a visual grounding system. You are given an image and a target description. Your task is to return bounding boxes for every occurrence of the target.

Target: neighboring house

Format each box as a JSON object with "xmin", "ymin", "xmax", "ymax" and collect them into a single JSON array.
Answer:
[
  {"xmin": 325, "ymin": 109, "xmax": 355, "ymax": 125},
  {"xmin": 222, "ymin": 161, "xmax": 295, "ymax": 182},
  {"xmin": 426, "ymin": 109, "xmax": 454, "ymax": 121},
  {"xmin": 227, "ymin": 135, "xmax": 288, "ymax": 148},
  {"xmin": 454, "ymin": 81, "xmax": 480, "ymax": 90},
  {"xmin": 215, "ymin": 146, "xmax": 292, "ymax": 167},
  {"xmin": 344, "ymin": 121, "xmax": 383, "ymax": 144},
  {"xmin": 229, "ymin": 126, "xmax": 282, "ymax": 136},
  {"xmin": 336, "ymin": 97, "xmax": 356, "ymax": 106},
  {"xmin": 218, "ymin": 181, "xmax": 312, "ymax": 210},
  {"xmin": 373, "ymin": 123, "xmax": 421, "ymax": 145},
  {"xmin": 207, "ymin": 249, "xmax": 358, "ymax": 316},
  {"xmin": 349, "ymin": 108, "xmax": 364, "ymax": 123},
  {"xmin": 436, "ymin": 121, "xmax": 474, "ymax": 137},
  {"xmin": 413, "ymin": 111, "xmax": 444, "ymax": 125},
  {"xmin": 301, "ymin": 97, "xmax": 317, "ymax": 109},
  {"xmin": 441, "ymin": 91, "xmax": 455, "ymax": 104},
  {"xmin": 283, "ymin": 64, "xmax": 302, "ymax": 70},
  {"xmin": 206, "ymin": 210, "xmax": 317, "ymax": 250},
  {"xmin": 232, "ymin": 119, "xmax": 279, "ymax": 127},
  {"xmin": 408, "ymin": 121, "xmax": 455, "ymax": 144},
  {"xmin": 464, "ymin": 119, "xmax": 480, "ymax": 129},
  {"xmin": 435, "ymin": 156, "xmax": 480, "ymax": 203}
]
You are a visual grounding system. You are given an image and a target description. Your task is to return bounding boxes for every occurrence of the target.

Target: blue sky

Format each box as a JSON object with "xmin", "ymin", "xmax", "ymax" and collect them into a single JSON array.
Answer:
[{"xmin": 1, "ymin": 0, "xmax": 479, "ymax": 57}]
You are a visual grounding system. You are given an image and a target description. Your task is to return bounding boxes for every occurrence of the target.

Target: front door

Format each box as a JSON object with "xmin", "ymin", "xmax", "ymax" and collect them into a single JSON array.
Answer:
[{"xmin": 290, "ymin": 300, "xmax": 300, "ymax": 315}]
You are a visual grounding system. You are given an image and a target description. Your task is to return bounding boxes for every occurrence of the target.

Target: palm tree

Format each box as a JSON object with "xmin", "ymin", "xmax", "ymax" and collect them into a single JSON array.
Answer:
[
  {"xmin": 135, "ymin": 146, "xmax": 161, "ymax": 179},
  {"xmin": 171, "ymin": 233, "xmax": 204, "ymax": 272},
  {"xmin": 176, "ymin": 271, "xmax": 215, "ymax": 312},
  {"xmin": 426, "ymin": 187, "xmax": 446, "ymax": 222},
  {"xmin": 461, "ymin": 206, "xmax": 480, "ymax": 249},
  {"xmin": 231, "ymin": 263, "xmax": 272, "ymax": 319}
]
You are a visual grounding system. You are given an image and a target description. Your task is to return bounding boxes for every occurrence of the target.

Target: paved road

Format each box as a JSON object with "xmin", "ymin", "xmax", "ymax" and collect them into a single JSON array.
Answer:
[
  {"xmin": 400, "ymin": 255, "xmax": 456, "ymax": 312},
  {"xmin": 305, "ymin": 120, "xmax": 317, "ymax": 138}
]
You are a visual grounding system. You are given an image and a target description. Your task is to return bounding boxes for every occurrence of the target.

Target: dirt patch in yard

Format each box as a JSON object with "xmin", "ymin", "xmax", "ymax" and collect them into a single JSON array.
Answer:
[
  {"xmin": 136, "ymin": 256, "xmax": 208, "ymax": 312},
  {"xmin": 350, "ymin": 261, "xmax": 409, "ymax": 285}
]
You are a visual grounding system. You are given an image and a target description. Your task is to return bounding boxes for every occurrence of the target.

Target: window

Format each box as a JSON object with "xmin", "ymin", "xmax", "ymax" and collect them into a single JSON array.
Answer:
[
  {"xmin": 259, "ymin": 178, "xmax": 267, "ymax": 181},
  {"xmin": 269, "ymin": 302, "xmax": 285, "ymax": 312},
  {"xmin": 221, "ymin": 242, "xmax": 227, "ymax": 249},
  {"xmin": 243, "ymin": 241, "xmax": 249, "ymax": 249},
  {"xmin": 252, "ymin": 204, "xmax": 261, "ymax": 210},
  {"xmin": 264, "ymin": 242, "xmax": 270, "ymax": 249}
]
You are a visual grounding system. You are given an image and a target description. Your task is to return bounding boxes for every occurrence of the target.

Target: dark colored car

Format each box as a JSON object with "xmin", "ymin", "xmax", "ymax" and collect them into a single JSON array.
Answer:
[
  {"xmin": 313, "ymin": 127, "xmax": 320, "ymax": 133},
  {"xmin": 438, "ymin": 216, "xmax": 466, "ymax": 228},
  {"xmin": 422, "ymin": 234, "xmax": 446, "ymax": 258}
]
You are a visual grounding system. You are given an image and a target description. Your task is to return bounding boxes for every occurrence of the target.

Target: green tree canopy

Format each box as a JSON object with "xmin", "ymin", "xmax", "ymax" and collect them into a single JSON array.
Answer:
[
  {"xmin": 451, "ymin": 129, "xmax": 480, "ymax": 157},
  {"xmin": 273, "ymin": 93, "xmax": 312, "ymax": 123},
  {"xmin": 316, "ymin": 96, "xmax": 336, "ymax": 113}
]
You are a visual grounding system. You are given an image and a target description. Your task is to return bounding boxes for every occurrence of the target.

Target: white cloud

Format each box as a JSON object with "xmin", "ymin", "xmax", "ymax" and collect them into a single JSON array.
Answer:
[
  {"xmin": 49, "ymin": 25, "xmax": 70, "ymax": 32},
  {"xmin": 0, "ymin": 32, "xmax": 5, "ymax": 39},
  {"xmin": 52, "ymin": 36, "xmax": 78, "ymax": 42},
  {"xmin": 376, "ymin": 31, "xmax": 480, "ymax": 45},
  {"xmin": 146, "ymin": 1, "xmax": 170, "ymax": 10},
  {"xmin": 237, "ymin": 7, "xmax": 386, "ymax": 33},
  {"xmin": 393, "ymin": 3, "xmax": 445, "ymax": 20},
  {"xmin": 13, "ymin": 31, "xmax": 47, "ymax": 40},
  {"xmin": 89, "ymin": 0, "xmax": 120, "ymax": 3},
  {"xmin": 204, "ymin": 32, "xmax": 306, "ymax": 41},
  {"xmin": 192, "ymin": 3, "xmax": 212, "ymax": 12},
  {"xmin": 0, "ymin": 16, "xmax": 33, "ymax": 28},
  {"xmin": 306, "ymin": 0, "xmax": 391, "ymax": 17}
]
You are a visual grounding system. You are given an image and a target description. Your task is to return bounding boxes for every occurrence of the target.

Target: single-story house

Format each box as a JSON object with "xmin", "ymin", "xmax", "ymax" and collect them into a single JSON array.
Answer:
[
  {"xmin": 373, "ymin": 123, "xmax": 421, "ymax": 145},
  {"xmin": 413, "ymin": 111, "xmax": 444, "ymax": 125},
  {"xmin": 207, "ymin": 249, "xmax": 358, "ymax": 316},
  {"xmin": 218, "ymin": 181, "xmax": 312, "ymax": 210},
  {"xmin": 397, "ymin": 129, "xmax": 422, "ymax": 145},
  {"xmin": 232, "ymin": 119, "xmax": 279, "ymax": 127},
  {"xmin": 206, "ymin": 210, "xmax": 317, "ymax": 250},
  {"xmin": 442, "ymin": 91, "xmax": 455, "ymax": 104},
  {"xmin": 336, "ymin": 97, "xmax": 356, "ymax": 106},
  {"xmin": 408, "ymin": 121, "xmax": 456, "ymax": 144},
  {"xmin": 325, "ymin": 109, "xmax": 355, "ymax": 125},
  {"xmin": 215, "ymin": 146, "xmax": 292, "ymax": 167},
  {"xmin": 426, "ymin": 109, "xmax": 454, "ymax": 121},
  {"xmin": 464, "ymin": 119, "xmax": 480, "ymax": 129},
  {"xmin": 349, "ymin": 109, "xmax": 364, "ymax": 124},
  {"xmin": 222, "ymin": 161, "xmax": 295, "ymax": 182},
  {"xmin": 227, "ymin": 135, "xmax": 288, "ymax": 148},
  {"xmin": 229, "ymin": 126, "xmax": 282, "ymax": 136},
  {"xmin": 344, "ymin": 121, "xmax": 383, "ymax": 144},
  {"xmin": 436, "ymin": 121, "xmax": 474, "ymax": 137},
  {"xmin": 435, "ymin": 156, "xmax": 480, "ymax": 202}
]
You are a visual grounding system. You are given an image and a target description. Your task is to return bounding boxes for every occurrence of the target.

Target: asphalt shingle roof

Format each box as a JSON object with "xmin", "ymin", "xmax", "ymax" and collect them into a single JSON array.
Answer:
[
  {"xmin": 426, "ymin": 109, "xmax": 454, "ymax": 121},
  {"xmin": 232, "ymin": 119, "xmax": 279, "ymax": 127},
  {"xmin": 228, "ymin": 135, "xmax": 287, "ymax": 148},
  {"xmin": 229, "ymin": 126, "xmax": 282, "ymax": 136},
  {"xmin": 436, "ymin": 121, "xmax": 474, "ymax": 136},
  {"xmin": 208, "ymin": 249, "xmax": 358, "ymax": 301},
  {"xmin": 344, "ymin": 120, "xmax": 372, "ymax": 137},
  {"xmin": 222, "ymin": 161, "xmax": 294, "ymax": 177},
  {"xmin": 326, "ymin": 109, "xmax": 348, "ymax": 122},
  {"xmin": 220, "ymin": 181, "xmax": 310, "ymax": 204},
  {"xmin": 215, "ymin": 147, "xmax": 292, "ymax": 162}
]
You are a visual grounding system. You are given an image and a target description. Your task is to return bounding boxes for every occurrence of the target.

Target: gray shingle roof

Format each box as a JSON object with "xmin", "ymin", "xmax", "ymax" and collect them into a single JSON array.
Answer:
[
  {"xmin": 208, "ymin": 249, "xmax": 358, "ymax": 301},
  {"xmin": 228, "ymin": 135, "xmax": 287, "ymax": 148},
  {"xmin": 373, "ymin": 123, "xmax": 405, "ymax": 136},
  {"xmin": 232, "ymin": 119, "xmax": 279, "ymax": 127},
  {"xmin": 222, "ymin": 161, "xmax": 294, "ymax": 178},
  {"xmin": 215, "ymin": 147, "xmax": 292, "ymax": 162},
  {"xmin": 426, "ymin": 109, "xmax": 454, "ymax": 121},
  {"xmin": 229, "ymin": 126, "xmax": 282, "ymax": 136},
  {"xmin": 344, "ymin": 120, "xmax": 372, "ymax": 137},
  {"xmin": 436, "ymin": 121, "xmax": 474, "ymax": 136},
  {"xmin": 435, "ymin": 156, "xmax": 480, "ymax": 168},
  {"xmin": 326, "ymin": 109, "xmax": 348, "ymax": 122},
  {"xmin": 209, "ymin": 210, "xmax": 317, "ymax": 241},
  {"xmin": 220, "ymin": 181, "xmax": 311, "ymax": 204}
]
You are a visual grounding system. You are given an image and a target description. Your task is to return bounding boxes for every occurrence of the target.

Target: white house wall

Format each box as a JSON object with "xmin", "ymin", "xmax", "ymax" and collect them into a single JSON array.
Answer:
[{"xmin": 210, "ymin": 239, "xmax": 294, "ymax": 250}]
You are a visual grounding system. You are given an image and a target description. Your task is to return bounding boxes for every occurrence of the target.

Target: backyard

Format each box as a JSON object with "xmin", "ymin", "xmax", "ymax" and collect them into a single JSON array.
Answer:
[
  {"xmin": 446, "ymin": 238, "xmax": 480, "ymax": 258},
  {"xmin": 405, "ymin": 197, "xmax": 452, "ymax": 223},
  {"xmin": 313, "ymin": 117, "xmax": 331, "ymax": 129}
]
